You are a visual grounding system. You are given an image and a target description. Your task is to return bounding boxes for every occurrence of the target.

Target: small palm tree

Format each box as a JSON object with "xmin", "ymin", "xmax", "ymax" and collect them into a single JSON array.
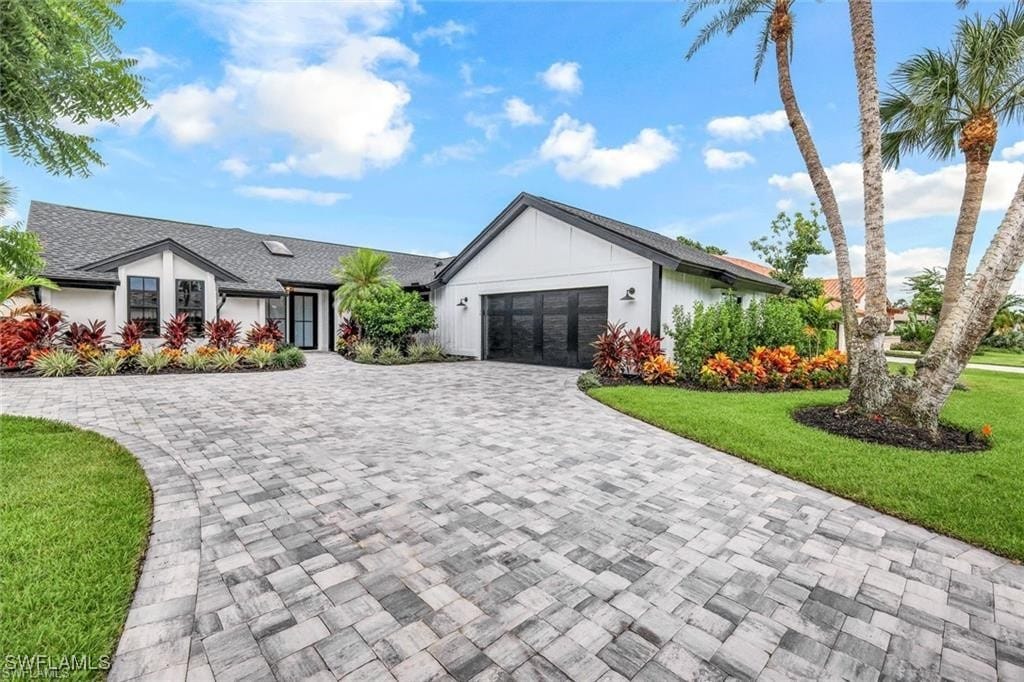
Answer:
[
  {"xmin": 332, "ymin": 248, "xmax": 396, "ymax": 315},
  {"xmin": 881, "ymin": 5, "xmax": 1024, "ymax": 323}
]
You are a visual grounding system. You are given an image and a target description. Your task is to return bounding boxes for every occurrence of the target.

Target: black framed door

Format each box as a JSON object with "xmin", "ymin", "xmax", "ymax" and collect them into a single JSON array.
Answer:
[
  {"xmin": 289, "ymin": 293, "xmax": 317, "ymax": 350},
  {"xmin": 483, "ymin": 286, "xmax": 607, "ymax": 368}
]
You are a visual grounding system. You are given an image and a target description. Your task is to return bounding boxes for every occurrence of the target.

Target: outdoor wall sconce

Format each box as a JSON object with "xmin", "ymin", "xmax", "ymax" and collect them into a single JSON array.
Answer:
[
  {"xmin": 620, "ymin": 287, "xmax": 636, "ymax": 301},
  {"xmin": 456, "ymin": 297, "xmax": 469, "ymax": 308}
]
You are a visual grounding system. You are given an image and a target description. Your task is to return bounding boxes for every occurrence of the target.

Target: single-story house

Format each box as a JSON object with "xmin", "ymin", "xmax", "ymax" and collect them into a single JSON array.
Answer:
[{"xmin": 26, "ymin": 193, "xmax": 786, "ymax": 367}]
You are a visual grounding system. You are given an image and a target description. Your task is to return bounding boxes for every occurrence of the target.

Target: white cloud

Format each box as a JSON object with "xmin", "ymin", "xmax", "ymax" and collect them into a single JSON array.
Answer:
[
  {"xmin": 776, "ymin": 198, "xmax": 793, "ymax": 211},
  {"xmin": 218, "ymin": 157, "xmax": 252, "ymax": 177},
  {"xmin": 503, "ymin": 97, "xmax": 543, "ymax": 127},
  {"xmin": 703, "ymin": 147, "xmax": 755, "ymax": 171},
  {"xmin": 458, "ymin": 62, "xmax": 499, "ymax": 97},
  {"xmin": 142, "ymin": 2, "xmax": 417, "ymax": 178},
  {"xmin": 770, "ymin": 160, "xmax": 1024, "ymax": 223},
  {"xmin": 465, "ymin": 112, "xmax": 500, "ymax": 140},
  {"xmin": 707, "ymin": 110, "xmax": 787, "ymax": 141},
  {"xmin": 1001, "ymin": 140, "xmax": 1024, "ymax": 160},
  {"xmin": 236, "ymin": 185, "xmax": 350, "ymax": 205},
  {"xmin": 413, "ymin": 20, "xmax": 472, "ymax": 46},
  {"xmin": 808, "ymin": 244, "xmax": 950, "ymax": 299},
  {"xmin": 422, "ymin": 139, "xmax": 486, "ymax": 165},
  {"xmin": 537, "ymin": 114, "xmax": 677, "ymax": 188},
  {"xmin": 126, "ymin": 47, "xmax": 180, "ymax": 71},
  {"xmin": 151, "ymin": 84, "xmax": 236, "ymax": 145},
  {"xmin": 540, "ymin": 61, "xmax": 582, "ymax": 95}
]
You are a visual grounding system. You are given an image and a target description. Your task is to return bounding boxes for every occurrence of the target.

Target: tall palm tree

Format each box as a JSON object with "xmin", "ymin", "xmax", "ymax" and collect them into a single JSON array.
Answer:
[
  {"xmin": 881, "ymin": 4, "xmax": 1024, "ymax": 324},
  {"xmin": 332, "ymin": 248, "xmax": 397, "ymax": 316},
  {"xmin": 681, "ymin": 0, "xmax": 861, "ymax": 361}
]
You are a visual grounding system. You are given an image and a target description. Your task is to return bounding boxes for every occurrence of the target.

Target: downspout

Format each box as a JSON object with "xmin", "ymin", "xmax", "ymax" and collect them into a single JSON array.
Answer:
[
  {"xmin": 32, "ymin": 286, "xmax": 41, "ymax": 304},
  {"xmin": 216, "ymin": 293, "xmax": 227, "ymax": 320}
]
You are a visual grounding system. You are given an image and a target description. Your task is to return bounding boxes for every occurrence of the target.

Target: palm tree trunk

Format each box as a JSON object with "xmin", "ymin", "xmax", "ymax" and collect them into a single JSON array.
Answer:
[
  {"xmin": 846, "ymin": 0, "xmax": 892, "ymax": 411},
  {"xmin": 890, "ymin": 171, "xmax": 1024, "ymax": 434},
  {"xmin": 772, "ymin": 25, "xmax": 860, "ymax": 362},
  {"xmin": 938, "ymin": 152, "xmax": 992, "ymax": 325}
]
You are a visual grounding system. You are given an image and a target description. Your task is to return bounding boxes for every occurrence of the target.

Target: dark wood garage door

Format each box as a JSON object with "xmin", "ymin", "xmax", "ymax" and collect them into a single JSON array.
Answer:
[{"xmin": 483, "ymin": 287, "xmax": 608, "ymax": 368}]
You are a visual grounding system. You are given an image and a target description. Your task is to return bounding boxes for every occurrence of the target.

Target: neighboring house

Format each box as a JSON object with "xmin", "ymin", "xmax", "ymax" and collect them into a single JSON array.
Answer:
[
  {"xmin": 822, "ymin": 277, "xmax": 867, "ymax": 315},
  {"xmin": 27, "ymin": 202, "xmax": 446, "ymax": 352},
  {"xmin": 26, "ymin": 193, "xmax": 786, "ymax": 367},
  {"xmin": 718, "ymin": 255, "xmax": 774, "ymax": 279}
]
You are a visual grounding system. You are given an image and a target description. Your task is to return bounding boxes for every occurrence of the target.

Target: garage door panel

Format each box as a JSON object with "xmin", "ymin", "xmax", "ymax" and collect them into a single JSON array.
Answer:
[{"xmin": 484, "ymin": 286, "xmax": 607, "ymax": 368}]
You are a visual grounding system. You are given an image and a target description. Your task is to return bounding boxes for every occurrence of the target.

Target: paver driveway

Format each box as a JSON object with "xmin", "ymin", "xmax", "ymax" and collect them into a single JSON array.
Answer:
[{"xmin": 3, "ymin": 354, "xmax": 1023, "ymax": 682}]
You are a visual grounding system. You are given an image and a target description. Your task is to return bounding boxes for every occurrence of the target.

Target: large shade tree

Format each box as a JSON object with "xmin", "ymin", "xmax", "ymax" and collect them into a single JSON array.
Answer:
[
  {"xmin": 881, "ymin": 5, "xmax": 1024, "ymax": 324},
  {"xmin": 684, "ymin": 0, "xmax": 1024, "ymax": 436},
  {"xmin": 1, "ymin": 0, "xmax": 147, "ymax": 177}
]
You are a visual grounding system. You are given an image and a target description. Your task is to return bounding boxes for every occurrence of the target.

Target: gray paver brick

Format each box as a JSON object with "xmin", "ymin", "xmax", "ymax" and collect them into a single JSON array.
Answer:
[{"xmin": 6, "ymin": 355, "xmax": 1024, "ymax": 681}]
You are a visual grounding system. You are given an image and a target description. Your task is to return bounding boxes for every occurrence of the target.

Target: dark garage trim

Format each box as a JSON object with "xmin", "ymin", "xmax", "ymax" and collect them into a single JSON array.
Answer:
[{"xmin": 651, "ymin": 263, "xmax": 662, "ymax": 335}]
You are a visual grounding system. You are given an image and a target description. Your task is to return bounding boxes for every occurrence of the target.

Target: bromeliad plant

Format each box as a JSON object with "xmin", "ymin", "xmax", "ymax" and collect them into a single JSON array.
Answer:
[
  {"xmin": 205, "ymin": 318, "xmax": 240, "ymax": 350},
  {"xmin": 161, "ymin": 312, "xmax": 192, "ymax": 350}
]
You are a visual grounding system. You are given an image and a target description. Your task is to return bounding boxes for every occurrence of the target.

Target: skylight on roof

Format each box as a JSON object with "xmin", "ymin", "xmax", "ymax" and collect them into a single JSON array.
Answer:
[{"xmin": 262, "ymin": 240, "xmax": 293, "ymax": 257}]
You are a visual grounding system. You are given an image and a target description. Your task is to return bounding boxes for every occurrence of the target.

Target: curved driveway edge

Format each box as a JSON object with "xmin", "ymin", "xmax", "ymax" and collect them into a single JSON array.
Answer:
[{"xmin": 3, "ymin": 355, "xmax": 1024, "ymax": 681}]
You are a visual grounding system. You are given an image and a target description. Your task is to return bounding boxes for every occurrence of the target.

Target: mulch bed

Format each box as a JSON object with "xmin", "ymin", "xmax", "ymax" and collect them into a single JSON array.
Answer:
[
  {"xmin": 793, "ymin": 405, "xmax": 988, "ymax": 453},
  {"xmin": 0, "ymin": 365, "xmax": 299, "ymax": 379}
]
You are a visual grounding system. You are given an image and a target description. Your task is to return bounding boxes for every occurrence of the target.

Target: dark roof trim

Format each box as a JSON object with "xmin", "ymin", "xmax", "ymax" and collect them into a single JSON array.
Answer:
[
  {"xmin": 219, "ymin": 288, "xmax": 285, "ymax": 299},
  {"xmin": 81, "ymin": 238, "xmax": 245, "ymax": 283},
  {"xmin": 49, "ymin": 277, "xmax": 119, "ymax": 291},
  {"xmin": 435, "ymin": 193, "xmax": 786, "ymax": 293}
]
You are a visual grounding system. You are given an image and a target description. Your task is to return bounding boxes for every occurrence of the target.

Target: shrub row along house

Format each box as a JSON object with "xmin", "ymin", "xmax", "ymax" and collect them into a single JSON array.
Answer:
[{"xmin": 26, "ymin": 193, "xmax": 786, "ymax": 368}]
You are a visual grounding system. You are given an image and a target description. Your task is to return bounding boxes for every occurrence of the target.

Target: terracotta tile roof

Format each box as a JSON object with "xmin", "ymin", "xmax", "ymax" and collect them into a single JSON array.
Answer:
[
  {"xmin": 822, "ymin": 277, "xmax": 866, "ymax": 311},
  {"xmin": 717, "ymin": 255, "xmax": 775, "ymax": 278}
]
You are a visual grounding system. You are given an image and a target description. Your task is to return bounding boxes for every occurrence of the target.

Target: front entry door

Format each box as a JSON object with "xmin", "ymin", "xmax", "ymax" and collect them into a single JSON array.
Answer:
[{"xmin": 290, "ymin": 293, "xmax": 317, "ymax": 349}]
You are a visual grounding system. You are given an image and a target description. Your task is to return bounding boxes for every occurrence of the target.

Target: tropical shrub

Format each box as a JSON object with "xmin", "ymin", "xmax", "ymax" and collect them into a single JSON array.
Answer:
[
  {"xmin": 161, "ymin": 312, "xmax": 192, "ymax": 350},
  {"xmin": 350, "ymin": 285, "xmax": 435, "ymax": 347},
  {"xmin": 641, "ymin": 355, "xmax": 678, "ymax": 385},
  {"xmin": 699, "ymin": 347, "xmax": 848, "ymax": 390},
  {"xmin": 669, "ymin": 296, "xmax": 809, "ymax": 380},
  {"xmin": 577, "ymin": 370, "xmax": 602, "ymax": 391},
  {"xmin": 0, "ymin": 304, "xmax": 63, "ymax": 368},
  {"xmin": 205, "ymin": 318, "xmax": 240, "ymax": 349},
  {"xmin": 338, "ymin": 316, "xmax": 361, "ymax": 347},
  {"xmin": 209, "ymin": 350, "xmax": 241, "ymax": 371},
  {"xmin": 353, "ymin": 340, "xmax": 377, "ymax": 363},
  {"xmin": 624, "ymin": 328, "xmax": 663, "ymax": 375},
  {"xmin": 895, "ymin": 311, "xmax": 936, "ymax": 346},
  {"xmin": 33, "ymin": 348, "xmax": 78, "ymax": 377},
  {"xmin": 83, "ymin": 352, "xmax": 123, "ymax": 376},
  {"xmin": 244, "ymin": 346, "xmax": 274, "ymax": 369},
  {"xmin": 376, "ymin": 343, "xmax": 403, "ymax": 365},
  {"xmin": 272, "ymin": 346, "xmax": 305, "ymax": 369},
  {"xmin": 180, "ymin": 352, "xmax": 210, "ymax": 372},
  {"xmin": 62, "ymin": 320, "xmax": 110, "ymax": 356},
  {"xmin": 245, "ymin": 321, "xmax": 284, "ymax": 349},
  {"xmin": 118, "ymin": 320, "xmax": 143, "ymax": 350},
  {"xmin": 139, "ymin": 349, "xmax": 171, "ymax": 373},
  {"xmin": 406, "ymin": 341, "xmax": 428, "ymax": 362},
  {"xmin": 421, "ymin": 341, "xmax": 445, "ymax": 361},
  {"xmin": 591, "ymin": 322, "xmax": 627, "ymax": 378},
  {"xmin": 982, "ymin": 330, "xmax": 1024, "ymax": 351}
]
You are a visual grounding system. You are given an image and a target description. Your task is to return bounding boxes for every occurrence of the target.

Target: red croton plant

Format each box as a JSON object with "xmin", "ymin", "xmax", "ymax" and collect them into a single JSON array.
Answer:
[
  {"xmin": 0, "ymin": 304, "xmax": 64, "ymax": 369},
  {"xmin": 245, "ymin": 321, "xmax": 284, "ymax": 348},
  {"xmin": 204, "ymin": 318, "xmax": 241, "ymax": 349}
]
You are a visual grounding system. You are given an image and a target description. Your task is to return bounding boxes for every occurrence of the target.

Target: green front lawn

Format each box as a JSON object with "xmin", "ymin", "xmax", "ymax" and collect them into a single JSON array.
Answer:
[
  {"xmin": 887, "ymin": 347, "xmax": 1024, "ymax": 368},
  {"xmin": 589, "ymin": 368, "xmax": 1024, "ymax": 561},
  {"xmin": 0, "ymin": 416, "xmax": 151, "ymax": 677}
]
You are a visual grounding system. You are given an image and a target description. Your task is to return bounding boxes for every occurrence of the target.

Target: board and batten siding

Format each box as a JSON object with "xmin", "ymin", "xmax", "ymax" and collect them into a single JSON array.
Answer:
[{"xmin": 433, "ymin": 207, "xmax": 654, "ymax": 358}]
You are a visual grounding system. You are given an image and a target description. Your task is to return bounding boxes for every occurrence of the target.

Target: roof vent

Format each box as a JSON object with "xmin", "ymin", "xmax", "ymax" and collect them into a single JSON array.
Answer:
[{"xmin": 262, "ymin": 240, "xmax": 293, "ymax": 257}]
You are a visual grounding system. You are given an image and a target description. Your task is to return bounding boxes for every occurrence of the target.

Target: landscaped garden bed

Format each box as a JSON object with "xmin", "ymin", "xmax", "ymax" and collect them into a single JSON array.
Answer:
[
  {"xmin": 341, "ymin": 338, "xmax": 473, "ymax": 365},
  {"xmin": 793, "ymin": 404, "xmax": 988, "ymax": 453},
  {"xmin": 0, "ymin": 416, "xmax": 151, "ymax": 671},
  {"xmin": 0, "ymin": 306, "xmax": 304, "ymax": 378}
]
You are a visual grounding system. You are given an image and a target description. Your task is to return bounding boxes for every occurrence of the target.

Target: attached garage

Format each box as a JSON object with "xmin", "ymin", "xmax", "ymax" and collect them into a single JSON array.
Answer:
[{"xmin": 483, "ymin": 287, "xmax": 607, "ymax": 368}]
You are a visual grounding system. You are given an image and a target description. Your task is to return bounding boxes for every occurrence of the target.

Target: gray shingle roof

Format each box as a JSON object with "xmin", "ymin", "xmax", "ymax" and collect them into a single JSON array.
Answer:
[
  {"xmin": 530, "ymin": 195, "xmax": 785, "ymax": 289},
  {"xmin": 27, "ymin": 201, "xmax": 450, "ymax": 295}
]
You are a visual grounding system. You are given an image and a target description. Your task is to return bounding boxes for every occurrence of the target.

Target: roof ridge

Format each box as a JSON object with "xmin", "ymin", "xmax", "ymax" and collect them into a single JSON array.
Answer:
[{"xmin": 30, "ymin": 200, "xmax": 449, "ymax": 263}]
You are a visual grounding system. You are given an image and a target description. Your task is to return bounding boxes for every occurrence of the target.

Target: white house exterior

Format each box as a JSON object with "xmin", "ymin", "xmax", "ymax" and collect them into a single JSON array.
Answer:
[{"xmin": 26, "ymin": 194, "xmax": 785, "ymax": 366}]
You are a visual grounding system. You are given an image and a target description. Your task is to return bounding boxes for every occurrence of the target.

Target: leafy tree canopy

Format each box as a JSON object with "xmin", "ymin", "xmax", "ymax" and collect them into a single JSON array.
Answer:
[
  {"xmin": 904, "ymin": 267, "xmax": 945, "ymax": 318},
  {"xmin": 676, "ymin": 235, "xmax": 727, "ymax": 255},
  {"xmin": 351, "ymin": 286, "xmax": 436, "ymax": 346},
  {"xmin": 0, "ymin": 180, "xmax": 56, "ymax": 303},
  {"xmin": 750, "ymin": 204, "xmax": 829, "ymax": 299},
  {"xmin": 1, "ymin": 0, "xmax": 147, "ymax": 177}
]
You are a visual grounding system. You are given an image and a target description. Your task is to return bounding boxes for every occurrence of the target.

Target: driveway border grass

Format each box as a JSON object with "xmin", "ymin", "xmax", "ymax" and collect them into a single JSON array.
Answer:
[
  {"xmin": 588, "ymin": 367, "xmax": 1024, "ymax": 561},
  {"xmin": 0, "ymin": 416, "xmax": 152, "ymax": 678}
]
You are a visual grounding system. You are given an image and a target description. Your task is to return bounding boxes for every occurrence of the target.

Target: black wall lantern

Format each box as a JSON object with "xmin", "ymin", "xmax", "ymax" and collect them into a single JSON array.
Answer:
[
  {"xmin": 456, "ymin": 297, "xmax": 469, "ymax": 308},
  {"xmin": 620, "ymin": 287, "xmax": 636, "ymax": 301}
]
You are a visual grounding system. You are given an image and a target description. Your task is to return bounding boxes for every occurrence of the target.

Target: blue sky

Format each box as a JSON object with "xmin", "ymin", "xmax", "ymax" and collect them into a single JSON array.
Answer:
[{"xmin": 4, "ymin": 0, "xmax": 1023, "ymax": 296}]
